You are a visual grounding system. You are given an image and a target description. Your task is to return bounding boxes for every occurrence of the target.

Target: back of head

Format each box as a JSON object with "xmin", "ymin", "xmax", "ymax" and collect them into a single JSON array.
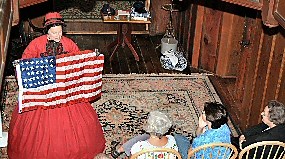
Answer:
[
  {"xmin": 204, "ymin": 102, "xmax": 228, "ymax": 129},
  {"xmin": 43, "ymin": 12, "xmax": 65, "ymax": 33},
  {"xmin": 94, "ymin": 153, "xmax": 111, "ymax": 159},
  {"xmin": 268, "ymin": 100, "xmax": 285, "ymax": 125},
  {"xmin": 144, "ymin": 110, "xmax": 172, "ymax": 137}
]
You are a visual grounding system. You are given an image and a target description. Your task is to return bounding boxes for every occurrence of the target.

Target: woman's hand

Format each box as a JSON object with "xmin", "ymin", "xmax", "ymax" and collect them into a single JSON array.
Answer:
[
  {"xmin": 195, "ymin": 115, "xmax": 207, "ymax": 136},
  {"xmin": 239, "ymin": 135, "xmax": 246, "ymax": 149},
  {"xmin": 198, "ymin": 115, "xmax": 207, "ymax": 128}
]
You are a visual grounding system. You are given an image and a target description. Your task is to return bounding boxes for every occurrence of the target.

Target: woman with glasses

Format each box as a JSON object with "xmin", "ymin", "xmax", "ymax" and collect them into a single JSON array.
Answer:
[{"xmin": 239, "ymin": 100, "xmax": 285, "ymax": 149}]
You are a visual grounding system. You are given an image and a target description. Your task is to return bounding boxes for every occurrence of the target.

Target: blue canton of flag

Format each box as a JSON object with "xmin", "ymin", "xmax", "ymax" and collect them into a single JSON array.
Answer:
[{"xmin": 20, "ymin": 56, "xmax": 56, "ymax": 89}]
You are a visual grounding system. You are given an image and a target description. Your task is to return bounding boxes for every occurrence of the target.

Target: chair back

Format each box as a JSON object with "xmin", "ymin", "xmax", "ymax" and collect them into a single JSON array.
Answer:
[
  {"xmin": 130, "ymin": 148, "xmax": 182, "ymax": 159},
  {"xmin": 187, "ymin": 143, "xmax": 238, "ymax": 159},
  {"xmin": 238, "ymin": 141, "xmax": 285, "ymax": 159}
]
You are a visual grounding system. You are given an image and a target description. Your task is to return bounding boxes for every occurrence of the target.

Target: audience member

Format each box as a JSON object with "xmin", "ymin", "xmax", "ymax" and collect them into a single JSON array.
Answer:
[
  {"xmin": 111, "ymin": 110, "xmax": 178, "ymax": 159},
  {"xmin": 111, "ymin": 102, "xmax": 231, "ymax": 159},
  {"xmin": 175, "ymin": 102, "xmax": 231, "ymax": 159},
  {"xmin": 238, "ymin": 100, "xmax": 285, "ymax": 157}
]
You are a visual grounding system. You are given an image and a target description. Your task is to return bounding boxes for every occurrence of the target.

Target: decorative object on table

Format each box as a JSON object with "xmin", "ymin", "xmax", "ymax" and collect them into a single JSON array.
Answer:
[
  {"xmin": 133, "ymin": 1, "xmax": 147, "ymax": 13},
  {"xmin": 160, "ymin": 49, "xmax": 187, "ymax": 71},
  {"xmin": 101, "ymin": 3, "xmax": 115, "ymax": 16},
  {"xmin": 130, "ymin": 1, "xmax": 151, "ymax": 21}
]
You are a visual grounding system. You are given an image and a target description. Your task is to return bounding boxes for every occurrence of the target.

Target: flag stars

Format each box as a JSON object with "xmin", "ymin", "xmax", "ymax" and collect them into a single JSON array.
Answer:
[{"xmin": 19, "ymin": 56, "xmax": 57, "ymax": 89}]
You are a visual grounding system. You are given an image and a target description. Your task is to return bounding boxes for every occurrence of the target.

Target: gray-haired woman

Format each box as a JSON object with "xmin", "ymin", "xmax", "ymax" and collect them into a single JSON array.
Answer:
[
  {"xmin": 111, "ymin": 110, "xmax": 178, "ymax": 158},
  {"xmin": 239, "ymin": 100, "xmax": 285, "ymax": 153}
]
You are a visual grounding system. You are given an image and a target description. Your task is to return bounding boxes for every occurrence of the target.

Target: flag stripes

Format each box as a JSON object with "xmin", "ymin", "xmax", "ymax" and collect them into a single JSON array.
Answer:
[{"xmin": 15, "ymin": 50, "xmax": 104, "ymax": 113}]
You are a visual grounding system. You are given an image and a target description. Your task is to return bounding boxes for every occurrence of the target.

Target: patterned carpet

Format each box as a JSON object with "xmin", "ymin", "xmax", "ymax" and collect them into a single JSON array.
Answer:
[{"xmin": 0, "ymin": 73, "xmax": 237, "ymax": 158}]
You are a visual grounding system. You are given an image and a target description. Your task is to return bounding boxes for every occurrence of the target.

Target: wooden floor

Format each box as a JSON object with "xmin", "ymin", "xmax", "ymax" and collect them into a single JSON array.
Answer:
[{"xmin": 66, "ymin": 34, "xmax": 197, "ymax": 75}]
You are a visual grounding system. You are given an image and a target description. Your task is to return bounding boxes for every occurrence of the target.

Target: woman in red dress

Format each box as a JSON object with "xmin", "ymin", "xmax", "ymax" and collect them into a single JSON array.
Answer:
[{"xmin": 7, "ymin": 12, "xmax": 106, "ymax": 159}]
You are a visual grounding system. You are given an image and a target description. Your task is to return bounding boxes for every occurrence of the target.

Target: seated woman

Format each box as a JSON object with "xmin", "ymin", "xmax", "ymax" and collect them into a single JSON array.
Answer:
[
  {"xmin": 112, "ymin": 110, "xmax": 178, "ymax": 159},
  {"xmin": 130, "ymin": 110, "xmax": 178, "ymax": 158},
  {"xmin": 174, "ymin": 102, "xmax": 231, "ymax": 159},
  {"xmin": 238, "ymin": 100, "xmax": 285, "ymax": 157},
  {"xmin": 111, "ymin": 102, "xmax": 231, "ymax": 159}
]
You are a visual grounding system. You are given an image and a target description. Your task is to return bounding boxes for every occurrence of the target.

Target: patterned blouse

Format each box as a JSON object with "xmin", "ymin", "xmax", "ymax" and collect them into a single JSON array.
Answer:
[
  {"xmin": 192, "ymin": 124, "xmax": 231, "ymax": 159},
  {"xmin": 131, "ymin": 135, "xmax": 178, "ymax": 159}
]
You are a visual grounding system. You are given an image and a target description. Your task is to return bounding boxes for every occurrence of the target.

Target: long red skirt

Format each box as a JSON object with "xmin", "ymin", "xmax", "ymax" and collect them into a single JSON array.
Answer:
[{"xmin": 7, "ymin": 102, "xmax": 106, "ymax": 159}]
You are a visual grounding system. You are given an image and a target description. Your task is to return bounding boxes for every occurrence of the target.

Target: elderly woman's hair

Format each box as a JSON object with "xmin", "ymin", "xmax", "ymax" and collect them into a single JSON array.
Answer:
[
  {"xmin": 267, "ymin": 100, "xmax": 285, "ymax": 125},
  {"xmin": 94, "ymin": 153, "xmax": 111, "ymax": 159},
  {"xmin": 144, "ymin": 110, "xmax": 172, "ymax": 138},
  {"xmin": 204, "ymin": 102, "xmax": 228, "ymax": 129}
]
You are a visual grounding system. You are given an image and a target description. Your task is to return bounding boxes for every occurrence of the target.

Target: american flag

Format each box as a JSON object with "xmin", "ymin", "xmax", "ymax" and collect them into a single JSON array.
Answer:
[{"xmin": 14, "ymin": 50, "xmax": 104, "ymax": 113}]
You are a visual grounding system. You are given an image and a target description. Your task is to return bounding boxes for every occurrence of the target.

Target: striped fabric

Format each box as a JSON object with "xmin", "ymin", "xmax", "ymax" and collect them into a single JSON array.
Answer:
[{"xmin": 14, "ymin": 50, "xmax": 104, "ymax": 113}]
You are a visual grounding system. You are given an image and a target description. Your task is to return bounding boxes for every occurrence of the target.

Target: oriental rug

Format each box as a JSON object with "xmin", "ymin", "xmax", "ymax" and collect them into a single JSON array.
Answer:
[{"xmin": 0, "ymin": 74, "xmax": 238, "ymax": 158}]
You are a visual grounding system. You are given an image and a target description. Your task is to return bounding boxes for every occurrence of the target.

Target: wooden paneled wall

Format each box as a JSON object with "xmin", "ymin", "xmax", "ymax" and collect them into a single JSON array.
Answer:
[{"xmin": 174, "ymin": 0, "xmax": 285, "ymax": 130}]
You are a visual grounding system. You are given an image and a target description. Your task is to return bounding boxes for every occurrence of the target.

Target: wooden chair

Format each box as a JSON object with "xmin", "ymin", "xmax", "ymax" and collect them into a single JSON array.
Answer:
[
  {"xmin": 238, "ymin": 141, "xmax": 285, "ymax": 159},
  {"xmin": 187, "ymin": 143, "xmax": 238, "ymax": 159},
  {"xmin": 130, "ymin": 148, "xmax": 182, "ymax": 159}
]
